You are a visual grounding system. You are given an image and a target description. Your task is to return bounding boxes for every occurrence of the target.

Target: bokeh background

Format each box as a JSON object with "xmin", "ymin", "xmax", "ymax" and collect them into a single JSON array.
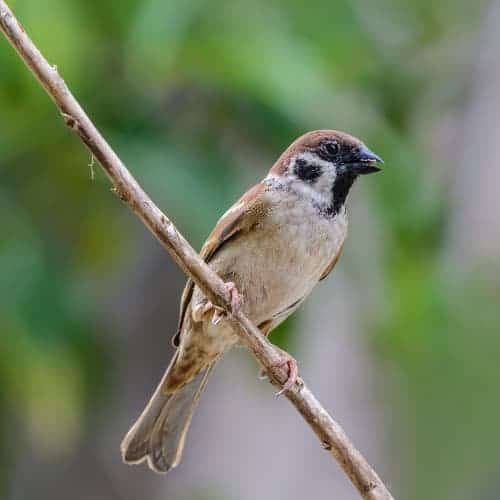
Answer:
[{"xmin": 1, "ymin": 0, "xmax": 500, "ymax": 499}]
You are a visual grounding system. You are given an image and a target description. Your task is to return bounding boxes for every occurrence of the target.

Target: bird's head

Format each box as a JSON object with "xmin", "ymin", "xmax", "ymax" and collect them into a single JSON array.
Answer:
[{"xmin": 268, "ymin": 130, "xmax": 383, "ymax": 216}]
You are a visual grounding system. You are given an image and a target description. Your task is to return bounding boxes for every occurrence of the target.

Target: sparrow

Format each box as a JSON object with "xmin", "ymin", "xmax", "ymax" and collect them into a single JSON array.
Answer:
[{"xmin": 121, "ymin": 129, "xmax": 383, "ymax": 473}]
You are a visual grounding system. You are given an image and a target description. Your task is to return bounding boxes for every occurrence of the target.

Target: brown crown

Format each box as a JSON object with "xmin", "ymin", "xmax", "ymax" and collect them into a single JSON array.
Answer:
[{"xmin": 269, "ymin": 130, "xmax": 364, "ymax": 175}]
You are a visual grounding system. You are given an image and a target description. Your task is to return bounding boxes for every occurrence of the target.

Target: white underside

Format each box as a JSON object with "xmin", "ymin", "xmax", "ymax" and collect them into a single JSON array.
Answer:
[{"xmin": 190, "ymin": 182, "xmax": 348, "ymax": 353}]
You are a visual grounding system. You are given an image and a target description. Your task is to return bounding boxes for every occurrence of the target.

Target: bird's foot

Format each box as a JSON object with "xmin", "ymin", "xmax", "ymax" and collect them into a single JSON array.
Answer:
[
  {"xmin": 223, "ymin": 281, "xmax": 241, "ymax": 315},
  {"xmin": 274, "ymin": 352, "xmax": 298, "ymax": 396},
  {"xmin": 192, "ymin": 282, "xmax": 241, "ymax": 325},
  {"xmin": 258, "ymin": 348, "xmax": 299, "ymax": 396},
  {"xmin": 192, "ymin": 300, "xmax": 219, "ymax": 323},
  {"xmin": 210, "ymin": 305, "xmax": 226, "ymax": 325},
  {"xmin": 213, "ymin": 282, "xmax": 241, "ymax": 324}
]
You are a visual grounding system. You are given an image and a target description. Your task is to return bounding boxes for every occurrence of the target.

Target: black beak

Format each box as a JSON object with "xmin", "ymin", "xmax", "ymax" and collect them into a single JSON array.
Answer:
[{"xmin": 345, "ymin": 145, "xmax": 383, "ymax": 175}]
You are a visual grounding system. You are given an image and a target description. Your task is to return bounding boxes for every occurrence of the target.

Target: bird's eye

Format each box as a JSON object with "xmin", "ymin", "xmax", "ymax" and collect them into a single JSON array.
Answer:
[{"xmin": 323, "ymin": 141, "xmax": 339, "ymax": 157}]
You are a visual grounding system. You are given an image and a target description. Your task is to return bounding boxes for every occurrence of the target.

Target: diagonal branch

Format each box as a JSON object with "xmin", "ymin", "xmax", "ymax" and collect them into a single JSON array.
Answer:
[{"xmin": 0, "ymin": 2, "xmax": 394, "ymax": 499}]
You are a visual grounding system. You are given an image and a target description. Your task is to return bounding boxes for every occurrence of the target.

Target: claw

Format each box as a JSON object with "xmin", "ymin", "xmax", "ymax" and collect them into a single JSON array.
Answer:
[
  {"xmin": 224, "ymin": 281, "xmax": 241, "ymax": 314},
  {"xmin": 211, "ymin": 307, "xmax": 224, "ymax": 325},
  {"xmin": 192, "ymin": 282, "xmax": 242, "ymax": 325},
  {"xmin": 258, "ymin": 350, "xmax": 299, "ymax": 396},
  {"xmin": 192, "ymin": 300, "xmax": 215, "ymax": 323},
  {"xmin": 275, "ymin": 355, "xmax": 298, "ymax": 396}
]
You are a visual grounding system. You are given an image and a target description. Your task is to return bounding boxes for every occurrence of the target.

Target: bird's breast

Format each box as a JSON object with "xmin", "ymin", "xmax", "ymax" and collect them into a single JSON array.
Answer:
[{"xmin": 213, "ymin": 189, "xmax": 348, "ymax": 325}]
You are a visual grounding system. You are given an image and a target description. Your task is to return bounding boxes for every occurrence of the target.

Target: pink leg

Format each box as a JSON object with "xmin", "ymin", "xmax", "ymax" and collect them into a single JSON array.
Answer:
[
  {"xmin": 223, "ymin": 281, "xmax": 241, "ymax": 314},
  {"xmin": 257, "ymin": 359, "xmax": 298, "ymax": 388},
  {"xmin": 257, "ymin": 348, "xmax": 299, "ymax": 395},
  {"xmin": 274, "ymin": 352, "xmax": 299, "ymax": 396},
  {"xmin": 214, "ymin": 282, "xmax": 241, "ymax": 324}
]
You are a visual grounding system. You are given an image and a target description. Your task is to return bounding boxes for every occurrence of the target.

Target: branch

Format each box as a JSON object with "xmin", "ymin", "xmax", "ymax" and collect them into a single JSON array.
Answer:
[{"xmin": 0, "ymin": 3, "xmax": 394, "ymax": 499}]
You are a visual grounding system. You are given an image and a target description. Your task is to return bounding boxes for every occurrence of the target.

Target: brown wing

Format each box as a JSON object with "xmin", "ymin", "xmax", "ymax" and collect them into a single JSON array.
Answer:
[
  {"xmin": 319, "ymin": 242, "xmax": 344, "ymax": 281},
  {"xmin": 172, "ymin": 183, "xmax": 267, "ymax": 346}
]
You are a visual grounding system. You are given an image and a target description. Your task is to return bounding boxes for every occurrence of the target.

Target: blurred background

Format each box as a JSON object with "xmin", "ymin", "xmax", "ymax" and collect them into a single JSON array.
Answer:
[{"xmin": 1, "ymin": 0, "xmax": 500, "ymax": 498}]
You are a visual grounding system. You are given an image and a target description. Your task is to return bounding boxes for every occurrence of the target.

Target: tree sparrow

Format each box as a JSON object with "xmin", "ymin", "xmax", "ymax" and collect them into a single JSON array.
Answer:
[{"xmin": 121, "ymin": 129, "xmax": 383, "ymax": 473}]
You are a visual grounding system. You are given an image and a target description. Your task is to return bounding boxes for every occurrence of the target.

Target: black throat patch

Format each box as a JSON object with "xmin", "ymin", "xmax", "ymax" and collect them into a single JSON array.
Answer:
[{"xmin": 324, "ymin": 173, "xmax": 356, "ymax": 217}]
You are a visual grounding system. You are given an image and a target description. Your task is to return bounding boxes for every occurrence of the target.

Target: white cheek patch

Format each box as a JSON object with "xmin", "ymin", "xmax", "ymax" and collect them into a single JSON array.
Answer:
[
  {"xmin": 312, "ymin": 167, "xmax": 336, "ymax": 196},
  {"xmin": 285, "ymin": 152, "xmax": 337, "ymax": 207}
]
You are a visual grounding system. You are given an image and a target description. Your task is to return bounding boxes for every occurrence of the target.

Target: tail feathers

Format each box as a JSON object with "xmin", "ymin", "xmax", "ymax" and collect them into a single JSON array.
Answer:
[{"xmin": 121, "ymin": 362, "xmax": 214, "ymax": 473}]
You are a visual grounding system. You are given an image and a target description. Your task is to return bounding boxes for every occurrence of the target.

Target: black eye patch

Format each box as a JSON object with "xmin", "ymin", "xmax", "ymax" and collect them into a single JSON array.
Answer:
[{"xmin": 294, "ymin": 158, "xmax": 322, "ymax": 183}]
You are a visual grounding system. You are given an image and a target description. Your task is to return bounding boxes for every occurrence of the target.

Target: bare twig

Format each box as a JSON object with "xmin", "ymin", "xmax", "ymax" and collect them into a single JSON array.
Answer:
[{"xmin": 0, "ymin": 2, "xmax": 394, "ymax": 499}]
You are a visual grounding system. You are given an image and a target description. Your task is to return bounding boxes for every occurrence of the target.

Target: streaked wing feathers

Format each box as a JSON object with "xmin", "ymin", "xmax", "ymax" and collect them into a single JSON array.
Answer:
[{"xmin": 172, "ymin": 183, "xmax": 267, "ymax": 346}]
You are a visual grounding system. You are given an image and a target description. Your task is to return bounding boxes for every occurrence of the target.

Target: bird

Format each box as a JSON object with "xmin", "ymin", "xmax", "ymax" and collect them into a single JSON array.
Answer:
[{"xmin": 121, "ymin": 129, "xmax": 383, "ymax": 473}]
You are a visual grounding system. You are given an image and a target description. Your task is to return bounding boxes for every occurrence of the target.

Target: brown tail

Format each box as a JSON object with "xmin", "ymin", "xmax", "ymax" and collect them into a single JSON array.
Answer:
[{"xmin": 121, "ymin": 356, "xmax": 215, "ymax": 473}]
